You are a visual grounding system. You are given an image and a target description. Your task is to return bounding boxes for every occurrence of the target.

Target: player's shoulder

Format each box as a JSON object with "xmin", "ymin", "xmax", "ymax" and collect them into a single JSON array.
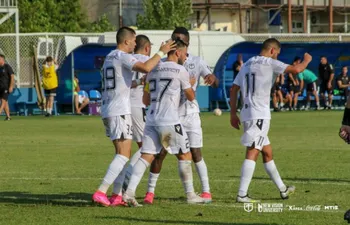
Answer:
[
  {"xmin": 132, "ymin": 53, "xmax": 149, "ymax": 62},
  {"xmin": 187, "ymin": 53, "xmax": 207, "ymax": 64}
]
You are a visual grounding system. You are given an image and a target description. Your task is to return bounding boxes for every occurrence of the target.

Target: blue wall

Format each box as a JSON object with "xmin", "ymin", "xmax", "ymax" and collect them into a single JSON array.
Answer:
[{"xmin": 211, "ymin": 42, "xmax": 350, "ymax": 106}]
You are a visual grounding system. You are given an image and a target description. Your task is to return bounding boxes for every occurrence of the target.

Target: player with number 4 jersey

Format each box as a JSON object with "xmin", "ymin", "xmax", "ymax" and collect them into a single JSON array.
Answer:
[
  {"xmin": 230, "ymin": 38, "xmax": 312, "ymax": 203},
  {"xmin": 123, "ymin": 38, "xmax": 206, "ymax": 207},
  {"xmin": 92, "ymin": 27, "xmax": 176, "ymax": 207}
]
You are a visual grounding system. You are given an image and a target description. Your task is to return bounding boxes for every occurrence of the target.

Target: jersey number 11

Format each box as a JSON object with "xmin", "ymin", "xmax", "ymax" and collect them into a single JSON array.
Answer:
[{"xmin": 245, "ymin": 73, "xmax": 255, "ymax": 96}]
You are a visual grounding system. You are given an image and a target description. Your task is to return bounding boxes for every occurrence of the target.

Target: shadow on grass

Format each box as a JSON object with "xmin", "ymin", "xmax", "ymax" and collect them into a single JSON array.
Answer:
[
  {"xmin": 0, "ymin": 192, "xmax": 93, "ymax": 206},
  {"xmin": 96, "ymin": 216, "xmax": 279, "ymax": 225}
]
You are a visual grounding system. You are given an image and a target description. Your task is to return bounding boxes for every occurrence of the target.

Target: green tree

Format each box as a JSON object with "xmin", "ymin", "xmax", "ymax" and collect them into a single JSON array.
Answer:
[
  {"xmin": 136, "ymin": 0, "xmax": 192, "ymax": 30},
  {"xmin": 0, "ymin": 0, "xmax": 114, "ymax": 33}
]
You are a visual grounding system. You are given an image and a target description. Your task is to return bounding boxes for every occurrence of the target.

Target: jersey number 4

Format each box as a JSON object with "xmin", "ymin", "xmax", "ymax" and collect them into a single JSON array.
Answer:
[
  {"xmin": 149, "ymin": 78, "xmax": 173, "ymax": 102},
  {"xmin": 102, "ymin": 67, "xmax": 115, "ymax": 90},
  {"xmin": 245, "ymin": 73, "xmax": 256, "ymax": 96}
]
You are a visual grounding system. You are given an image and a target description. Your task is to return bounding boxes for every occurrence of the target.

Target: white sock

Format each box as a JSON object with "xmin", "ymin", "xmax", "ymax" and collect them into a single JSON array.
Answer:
[
  {"xmin": 195, "ymin": 159, "xmax": 210, "ymax": 193},
  {"xmin": 125, "ymin": 149, "xmax": 142, "ymax": 181},
  {"xmin": 47, "ymin": 108, "xmax": 52, "ymax": 114},
  {"xmin": 178, "ymin": 160, "xmax": 194, "ymax": 194},
  {"xmin": 264, "ymin": 160, "xmax": 286, "ymax": 192},
  {"xmin": 238, "ymin": 159, "xmax": 256, "ymax": 197},
  {"xmin": 98, "ymin": 154, "xmax": 129, "ymax": 193},
  {"xmin": 147, "ymin": 172, "xmax": 160, "ymax": 194},
  {"xmin": 316, "ymin": 101, "xmax": 320, "ymax": 107},
  {"xmin": 112, "ymin": 163, "xmax": 128, "ymax": 195},
  {"xmin": 125, "ymin": 157, "xmax": 150, "ymax": 197}
]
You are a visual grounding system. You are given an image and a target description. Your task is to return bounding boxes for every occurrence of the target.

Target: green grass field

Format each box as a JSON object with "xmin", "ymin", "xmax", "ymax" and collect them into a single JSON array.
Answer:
[{"xmin": 0, "ymin": 112, "xmax": 349, "ymax": 225}]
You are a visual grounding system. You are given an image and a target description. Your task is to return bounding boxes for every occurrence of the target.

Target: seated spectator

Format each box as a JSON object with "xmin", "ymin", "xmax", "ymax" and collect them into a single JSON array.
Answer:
[
  {"xmin": 73, "ymin": 75, "xmax": 89, "ymax": 115},
  {"xmin": 336, "ymin": 66, "xmax": 350, "ymax": 100},
  {"xmin": 287, "ymin": 57, "xmax": 302, "ymax": 110},
  {"xmin": 271, "ymin": 74, "xmax": 284, "ymax": 112},
  {"xmin": 281, "ymin": 86, "xmax": 293, "ymax": 111},
  {"xmin": 298, "ymin": 68, "xmax": 320, "ymax": 110}
]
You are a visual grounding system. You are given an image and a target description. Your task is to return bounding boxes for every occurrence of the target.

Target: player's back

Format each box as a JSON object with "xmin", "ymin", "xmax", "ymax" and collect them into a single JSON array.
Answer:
[
  {"xmin": 101, "ymin": 49, "xmax": 138, "ymax": 119},
  {"xmin": 130, "ymin": 54, "xmax": 149, "ymax": 108},
  {"xmin": 146, "ymin": 61, "xmax": 188, "ymax": 126},
  {"xmin": 234, "ymin": 55, "xmax": 287, "ymax": 121}
]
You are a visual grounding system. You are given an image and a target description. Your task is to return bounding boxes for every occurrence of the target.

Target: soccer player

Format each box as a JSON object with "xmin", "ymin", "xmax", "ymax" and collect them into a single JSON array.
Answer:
[
  {"xmin": 298, "ymin": 68, "xmax": 320, "ymax": 110},
  {"xmin": 42, "ymin": 56, "xmax": 58, "ymax": 117},
  {"xmin": 123, "ymin": 38, "xmax": 204, "ymax": 207},
  {"xmin": 287, "ymin": 57, "xmax": 301, "ymax": 110},
  {"xmin": 318, "ymin": 56, "xmax": 334, "ymax": 109},
  {"xmin": 336, "ymin": 66, "xmax": 350, "ymax": 101},
  {"xmin": 143, "ymin": 27, "xmax": 218, "ymax": 204},
  {"xmin": 92, "ymin": 27, "xmax": 176, "ymax": 207},
  {"xmin": 73, "ymin": 75, "xmax": 89, "ymax": 115},
  {"xmin": 230, "ymin": 38, "xmax": 312, "ymax": 203},
  {"xmin": 0, "ymin": 54, "xmax": 15, "ymax": 121},
  {"xmin": 339, "ymin": 96, "xmax": 350, "ymax": 143}
]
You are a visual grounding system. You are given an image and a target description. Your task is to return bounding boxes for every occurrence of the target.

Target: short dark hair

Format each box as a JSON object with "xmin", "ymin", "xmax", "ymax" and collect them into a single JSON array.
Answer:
[
  {"xmin": 0, "ymin": 54, "xmax": 5, "ymax": 59},
  {"xmin": 172, "ymin": 27, "xmax": 190, "ymax": 43},
  {"xmin": 134, "ymin": 35, "xmax": 151, "ymax": 53},
  {"xmin": 46, "ymin": 56, "xmax": 53, "ymax": 62},
  {"xmin": 116, "ymin": 26, "xmax": 136, "ymax": 44},
  {"xmin": 262, "ymin": 38, "xmax": 281, "ymax": 51},
  {"xmin": 293, "ymin": 56, "xmax": 301, "ymax": 63},
  {"xmin": 343, "ymin": 65, "xmax": 348, "ymax": 69},
  {"xmin": 168, "ymin": 37, "xmax": 188, "ymax": 56},
  {"xmin": 320, "ymin": 56, "xmax": 327, "ymax": 59}
]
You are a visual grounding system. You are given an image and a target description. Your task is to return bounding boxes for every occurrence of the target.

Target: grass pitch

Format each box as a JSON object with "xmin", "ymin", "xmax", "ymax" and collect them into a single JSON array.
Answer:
[{"xmin": 0, "ymin": 111, "xmax": 349, "ymax": 225}]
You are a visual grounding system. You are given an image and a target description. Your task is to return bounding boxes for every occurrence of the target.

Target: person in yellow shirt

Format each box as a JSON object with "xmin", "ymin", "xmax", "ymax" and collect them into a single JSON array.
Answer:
[
  {"xmin": 73, "ymin": 75, "xmax": 89, "ymax": 115},
  {"xmin": 42, "ymin": 56, "xmax": 58, "ymax": 117}
]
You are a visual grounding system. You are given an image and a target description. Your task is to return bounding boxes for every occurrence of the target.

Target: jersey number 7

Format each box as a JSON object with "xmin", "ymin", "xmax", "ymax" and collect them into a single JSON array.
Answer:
[{"xmin": 149, "ymin": 78, "xmax": 173, "ymax": 102}]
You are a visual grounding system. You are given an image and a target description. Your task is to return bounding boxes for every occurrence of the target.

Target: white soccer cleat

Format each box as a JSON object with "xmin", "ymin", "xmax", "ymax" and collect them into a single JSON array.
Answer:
[
  {"xmin": 187, "ymin": 192, "xmax": 205, "ymax": 204},
  {"xmin": 122, "ymin": 192, "xmax": 142, "ymax": 207},
  {"xmin": 280, "ymin": 186, "xmax": 295, "ymax": 200},
  {"xmin": 236, "ymin": 195, "xmax": 260, "ymax": 203}
]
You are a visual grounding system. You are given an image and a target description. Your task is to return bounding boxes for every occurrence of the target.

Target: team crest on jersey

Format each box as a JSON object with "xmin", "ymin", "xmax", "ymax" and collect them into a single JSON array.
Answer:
[
  {"xmin": 188, "ymin": 63, "xmax": 195, "ymax": 69},
  {"xmin": 256, "ymin": 119, "xmax": 263, "ymax": 130},
  {"xmin": 174, "ymin": 124, "xmax": 183, "ymax": 136}
]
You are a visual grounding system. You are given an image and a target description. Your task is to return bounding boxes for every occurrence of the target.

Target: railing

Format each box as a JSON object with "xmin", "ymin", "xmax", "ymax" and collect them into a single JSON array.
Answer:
[{"xmin": 0, "ymin": 0, "xmax": 17, "ymax": 8}]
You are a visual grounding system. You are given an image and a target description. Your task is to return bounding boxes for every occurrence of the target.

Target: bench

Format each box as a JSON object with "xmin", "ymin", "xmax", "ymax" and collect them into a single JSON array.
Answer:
[{"xmin": 9, "ymin": 88, "xmax": 58, "ymax": 116}]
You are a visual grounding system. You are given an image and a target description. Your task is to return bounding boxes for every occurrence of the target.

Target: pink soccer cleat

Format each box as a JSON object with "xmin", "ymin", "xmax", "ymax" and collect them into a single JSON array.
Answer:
[
  {"xmin": 92, "ymin": 191, "xmax": 110, "ymax": 207},
  {"xmin": 143, "ymin": 192, "xmax": 155, "ymax": 205},
  {"xmin": 200, "ymin": 192, "xmax": 212, "ymax": 203},
  {"xmin": 109, "ymin": 194, "xmax": 127, "ymax": 207}
]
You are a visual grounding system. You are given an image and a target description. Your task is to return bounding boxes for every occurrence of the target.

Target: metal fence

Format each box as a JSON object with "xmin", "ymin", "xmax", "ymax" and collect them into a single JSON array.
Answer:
[{"xmin": 2, "ymin": 32, "xmax": 350, "ymax": 87}]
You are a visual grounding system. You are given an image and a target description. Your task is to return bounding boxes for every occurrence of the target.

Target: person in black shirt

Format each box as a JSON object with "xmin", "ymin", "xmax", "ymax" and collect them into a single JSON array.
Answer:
[
  {"xmin": 336, "ymin": 66, "xmax": 350, "ymax": 100},
  {"xmin": 318, "ymin": 56, "xmax": 334, "ymax": 109},
  {"xmin": 233, "ymin": 54, "xmax": 243, "ymax": 80},
  {"xmin": 287, "ymin": 57, "xmax": 302, "ymax": 110},
  {"xmin": 0, "ymin": 54, "xmax": 15, "ymax": 120}
]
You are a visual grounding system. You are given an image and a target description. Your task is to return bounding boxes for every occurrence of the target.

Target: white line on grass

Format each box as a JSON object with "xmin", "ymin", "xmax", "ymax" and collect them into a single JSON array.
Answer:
[{"xmin": 0, "ymin": 177, "xmax": 349, "ymax": 186}]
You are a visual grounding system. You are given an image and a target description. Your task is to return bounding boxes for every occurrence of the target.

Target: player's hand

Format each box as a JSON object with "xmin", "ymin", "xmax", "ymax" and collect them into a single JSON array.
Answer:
[
  {"xmin": 9, "ymin": 87, "xmax": 13, "ymax": 93},
  {"xmin": 304, "ymin": 53, "xmax": 312, "ymax": 63},
  {"xmin": 230, "ymin": 113, "xmax": 241, "ymax": 130},
  {"xmin": 140, "ymin": 76, "xmax": 146, "ymax": 85},
  {"xmin": 327, "ymin": 82, "xmax": 332, "ymax": 89},
  {"xmin": 204, "ymin": 74, "xmax": 216, "ymax": 86},
  {"xmin": 190, "ymin": 77, "xmax": 196, "ymax": 87},
  {"xmin": 159, "ymin": 40, "xmax": 176, "ymax": 54},
  {"xmin": 339, "ymin": 125, "xmax": 350, "ymax": 143}
]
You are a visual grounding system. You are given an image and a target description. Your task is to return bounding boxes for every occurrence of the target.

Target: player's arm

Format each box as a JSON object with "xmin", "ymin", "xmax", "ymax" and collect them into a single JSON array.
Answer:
[
  {"xmin": 142, "ymin": 81, "xmax": 151, "ymax": 106},
  {"xmin": 284, "ymin": 53, "xmax": 312, "ymax": 75},
  {"xmin": 184, "ymin": 88, "xmax": 195, "ymax": 102},
  {"xmin": 131, "ymin": 75, "xmax": 146, "ymax": 88},
  {"xmin": 199, "ymin": 58, "xmax": 219, "ymax": 88},
  {"xmin": 180, "ymin": 69, "xmax": 195, "ymax": 101},
  {"xmin": 337, "ymin": 79, "xmax": 348, "ymax": 89},
  {"xmin": 230, "ymin": 71, "xmax": 243, "ymax": 130},
  {"xmin": 8, "ymin": 65, "xmax": 15, "ymax": 93},
  {"xmin": 328, "ymin": 65, "xmax": 334, "ymax": 88},
  {"xmin": 132, "ymin": 41, "xmax": 176, "ymax": 73}
]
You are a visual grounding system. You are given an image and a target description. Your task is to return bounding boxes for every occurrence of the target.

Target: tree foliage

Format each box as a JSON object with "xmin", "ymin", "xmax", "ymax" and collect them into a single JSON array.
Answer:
[
  {"xmin": 136, "ymin": 0, "xmax": 192, "ymax": 30},
  {"xmin": 0, "ymin": 0, "xmax": 115, "ymax": 33}
]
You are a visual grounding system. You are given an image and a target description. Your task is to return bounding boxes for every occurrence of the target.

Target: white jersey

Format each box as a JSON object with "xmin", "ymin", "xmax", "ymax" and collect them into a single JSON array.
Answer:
[
  {"xmin": 233, "ymin": 55, "xmax": 288, "ymax": 122},
  {"xmin": 100, "ymin": 49, "xmax": 139, "ymax": 119},
  {"xmin": 146, "ymin": 61, "xmax": 191, "ymax": 126},
  {"xmin": 130, "ymin": 54, "xmax": 149, "ymax": 108},
  {"xmin": 179, "ymin": 54, "xmax": 212, "ymax": 116}
]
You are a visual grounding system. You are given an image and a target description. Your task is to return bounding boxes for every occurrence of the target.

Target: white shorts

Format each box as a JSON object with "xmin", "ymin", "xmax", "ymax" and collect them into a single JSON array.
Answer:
[
  {"xmin": 131, "ymin": 107, "xmax": 146, "ymax": 143},
  {"xmin": 102, "ymin": 115, "xmax": 133, "ymax": 141},
  {"xmin": 141, "ymin": 124, "xmax": 190, "ymax": 155},
  {"xmin": 241, "ymin": 119, "xmax": 270, "ymax": 151},
  {"xmin": 78, "ymin": 95, "xmax": 85, "ymax": 104},
  {"xmin": 180, "ymin": 113, "xmax": 203, "ymax": 148}
]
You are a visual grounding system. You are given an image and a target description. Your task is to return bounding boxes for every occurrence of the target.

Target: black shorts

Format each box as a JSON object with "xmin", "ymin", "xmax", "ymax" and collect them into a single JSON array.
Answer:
[
  {"xmin": 0, "ymin": 88, "xmax": 9, "ymax": 100},
  {"xmin": 306, "ymin": 82, "xmax": 317, "ymax": 92},
  {"xmin": 287, "ymin": 83, "xmax": 300, "ymax": 93},
  {"xmin": 319, "ymin": 81, "xmax": 333, "ymax": 95},
  {"xmin": 271, "ymin": 84, "xmax": 281, "ymax": 95},
  {"xmin": 44, "ymin": 88, "xmax": 57, "ymax": 97}
]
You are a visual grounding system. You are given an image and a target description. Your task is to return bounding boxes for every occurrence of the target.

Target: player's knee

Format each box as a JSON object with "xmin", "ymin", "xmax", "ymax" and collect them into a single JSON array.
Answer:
[
  {"xmin": 177, "ymin": 151, "xmax": 192, "ymax": 161},
  {"xmin": 190, "ymin": 148, "xmax": 202, "ymax": 163},
  {"xmin": 245, "ymin": 147, "xmax": 259, "ymax": 161}
]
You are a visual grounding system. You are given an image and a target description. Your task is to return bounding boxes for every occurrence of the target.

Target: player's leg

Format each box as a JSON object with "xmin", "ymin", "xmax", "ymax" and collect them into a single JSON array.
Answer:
[
  {"xmin": 92, "ymin": 115, "xmax": 132, "ymax": 207},
  {"xmin": 184, "ymin": 113, "xmax": 211, "ymax": 202},
  {"xmin": 0, "ymin": 96, "xmax": 6, "ymax": 117},
  {"xmin": 78, "ymin": 96, "xmax": 89, "ymax": 113},
  {"xmin": 4, "ymin": 100, "xmax": 10, "ymax": 119},
  {"xmin": 237, "ymin": 119, "xmax": 264, "ymax": 203},
  {"xmin": 311, "ymin": 82, "xmax": 320, "ymax": 110},
  {"xmin": 44, "ymin": 90, "xmax": 50, "ymax": 115},
  {"xmin": 328, "ymin": 87, "xmax": 333, "ymax": 109},
  {"xmin": 293, "ymin": 92, "xmax": 299, "ymax": 110},
  {"xmin": 261, "ymin": 144, "xmax": 295, "ymax": 199},
  {"xmin": 277, "ymin": 89, "xmax": 284, "ymax": 109},
  {"xmin": 319, "ymin": 83, "xmax": 327, "ymax": 108},
  {"xmin": 123, "ymin": 125, "xmax": 160, "ymax": 207}
]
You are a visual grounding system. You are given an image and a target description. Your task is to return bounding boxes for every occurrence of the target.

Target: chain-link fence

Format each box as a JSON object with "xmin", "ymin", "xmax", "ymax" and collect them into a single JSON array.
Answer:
[
  {"xmin": 2, "ymin": 32, "xmax": 350, "ymax": 87},
  {"xmin": 0, "ymin": 33, "xmax": 102, "ymax": 87}
]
